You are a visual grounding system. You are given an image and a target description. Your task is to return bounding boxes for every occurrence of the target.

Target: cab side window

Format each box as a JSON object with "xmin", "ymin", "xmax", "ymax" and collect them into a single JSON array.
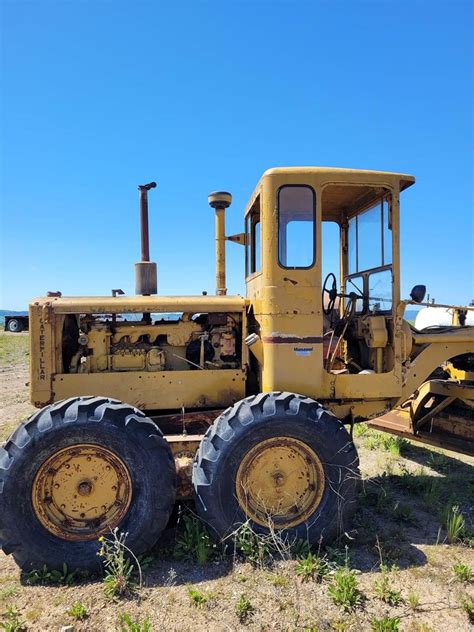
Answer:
[
  {"xmin": 245, "ymin": 195, "xmax": 261, "ymax": 276},
  {"xmin": 278, "ymin": 186, "xmax": 316, "ymax": 269}
]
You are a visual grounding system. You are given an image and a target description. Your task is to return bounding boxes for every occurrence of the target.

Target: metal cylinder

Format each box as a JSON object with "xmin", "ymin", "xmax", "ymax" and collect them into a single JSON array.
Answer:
[
  {"xmin": 136, "ymin": 182, "xmax": 157, "ymax": 295},
  {"xmin": 135, "ymin": 261, "xmax": 157, "ymax": 295},
  {"xmin": 138, "ymin": 182, "xmax": 156, "ymax": 262},
  {"xmin": 208, "ymin": 191, "xmax": 232, "ymax": 296},
  {"xmin": 215, "ymin": 207, "xmax": 226, "ymax": 295}
]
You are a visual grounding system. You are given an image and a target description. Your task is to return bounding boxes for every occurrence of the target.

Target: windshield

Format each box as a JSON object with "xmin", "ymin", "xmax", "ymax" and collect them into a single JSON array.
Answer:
[{"xmin": 346, "ymin": 194, "xmax": 393, "ymax": 313}]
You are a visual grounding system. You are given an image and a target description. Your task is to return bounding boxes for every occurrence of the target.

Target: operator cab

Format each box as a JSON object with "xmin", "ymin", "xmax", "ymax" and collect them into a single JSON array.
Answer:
[{"xmin": 244, "ymin": 167, "xmax": 415, "ymax": 394}]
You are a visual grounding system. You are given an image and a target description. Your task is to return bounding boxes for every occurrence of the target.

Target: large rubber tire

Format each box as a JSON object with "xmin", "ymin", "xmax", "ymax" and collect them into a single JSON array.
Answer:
[
  {"xmin": 0, "ymin": 396, "xmax": 176, "ymax": 571},
  {"xmin": 193, "ymin": 392, "xmax": 360, "ymax": 545},
  {"xmin": 6, "ymin": 319, "xmax": 22, "ymax": 333}
]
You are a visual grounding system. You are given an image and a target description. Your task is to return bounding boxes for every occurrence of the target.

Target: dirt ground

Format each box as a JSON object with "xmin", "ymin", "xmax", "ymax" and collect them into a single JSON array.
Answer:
[{"xmin": 0, "ymin": 331, "xmax": 473, "ymax": 631}]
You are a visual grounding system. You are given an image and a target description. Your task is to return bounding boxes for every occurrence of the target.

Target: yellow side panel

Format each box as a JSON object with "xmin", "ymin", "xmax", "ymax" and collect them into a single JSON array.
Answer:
[
  {"xmin": 29, "ymin": 303, "xmax": 55, "ymax": 407},
  {"xmin": 53, "ymin": 370, "xmax": 246, "ymax": 410}
]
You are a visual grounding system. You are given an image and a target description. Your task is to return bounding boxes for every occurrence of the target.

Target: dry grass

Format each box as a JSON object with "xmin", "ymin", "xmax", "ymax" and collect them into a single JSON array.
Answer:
[{"xmin": 0, "ymin": 331, "xmax": 29, "ymax": 368}]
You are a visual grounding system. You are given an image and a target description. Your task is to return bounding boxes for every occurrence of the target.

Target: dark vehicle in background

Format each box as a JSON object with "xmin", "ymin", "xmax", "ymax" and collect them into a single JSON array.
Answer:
[{"xmin": 4, "ymin": 314, "xmax": 29, "ymax": 333}]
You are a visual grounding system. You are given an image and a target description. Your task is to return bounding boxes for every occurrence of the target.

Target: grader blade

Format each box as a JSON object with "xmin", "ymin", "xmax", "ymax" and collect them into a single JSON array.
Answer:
[{"xmin": 369, "ymin": 380, "xmax": 474, "ymax": 456}]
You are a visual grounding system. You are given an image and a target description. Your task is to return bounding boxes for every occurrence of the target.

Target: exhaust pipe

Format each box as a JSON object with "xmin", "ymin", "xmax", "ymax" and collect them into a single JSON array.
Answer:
[
  {"xmin": 208, "ymin": 191, "xmax": 232, "ymax": 296},
  {"xmin": 135, "ymin": 182, "xmax": 158, "ymax": 295}
]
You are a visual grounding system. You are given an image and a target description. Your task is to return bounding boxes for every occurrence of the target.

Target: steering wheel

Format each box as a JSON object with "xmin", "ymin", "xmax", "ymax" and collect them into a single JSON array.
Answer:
[{"xmin": 322, "ymin": 273, "xmax": 338, "ymax": 315}]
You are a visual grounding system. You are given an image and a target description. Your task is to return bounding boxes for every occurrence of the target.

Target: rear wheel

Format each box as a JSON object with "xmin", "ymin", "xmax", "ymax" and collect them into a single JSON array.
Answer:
[
  {"xmin": 0, "ymin": 397, "xmax": 176, "ymax": 571},
  {"xmin": 193, "ymin": 392, "xmax": 359, "ymax": 545}
]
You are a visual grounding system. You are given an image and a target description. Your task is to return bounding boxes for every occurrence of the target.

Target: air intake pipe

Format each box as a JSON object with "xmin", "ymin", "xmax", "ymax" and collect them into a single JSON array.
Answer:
[
  {"xmin": 208, "ymin": 191, "xmax": 232, "ymax": 296},
  {"xmin": 135, "ymin": 182, "xmax": 158, "ymax": 295}
]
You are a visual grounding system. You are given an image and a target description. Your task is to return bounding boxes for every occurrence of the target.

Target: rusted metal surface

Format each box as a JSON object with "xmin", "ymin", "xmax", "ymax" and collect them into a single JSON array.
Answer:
[
  {"xmin": 369, "ymin": 406, "xmax": 474, "ymax": 456},
  {"xmin": 152, "ymin": 409, "xmax": 221, "ymax": 435},
  {"xmin": 138, "ymin": 182, "xmax": 156, "ymax": 262},
  {"xmin": 166, "ymin": 434, "xmax": 205, "ymax": 499},
  {"xmin": 262, "ymin": 336, "xmax": 324, "ymax": 344},
  {"xmin": 235, "ymin": 436, "xmax": 325, "ymax": 528},
  {"xmin": 32, "ymin": 444, "xmax": 132, "ymax": 541},
  {"xmin": 174, "ymin": 451, "xmax": 195, "ymax": 498},
  {"xmin": 226, "ymin": 232, "xmax": 245, "ymax": 245},
  {"xmin": 33, "ymin": 294, "xmax": 246, "ymax": 313},
  {"xmin": 166, "ymin": 434, "xmax": 203, "ymax": 454}
]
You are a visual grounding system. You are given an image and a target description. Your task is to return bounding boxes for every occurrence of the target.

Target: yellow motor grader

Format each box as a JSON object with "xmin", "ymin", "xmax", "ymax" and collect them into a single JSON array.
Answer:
[{"xmin": 1, "ymin": 167, "xmax": 473, "ymax": 571}]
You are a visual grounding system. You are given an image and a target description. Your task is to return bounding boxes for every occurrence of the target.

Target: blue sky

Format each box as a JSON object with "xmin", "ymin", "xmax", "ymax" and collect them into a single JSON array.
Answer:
[{"xmin": 1, "ymin": 0, "xmax": 473, "ymax": 310}]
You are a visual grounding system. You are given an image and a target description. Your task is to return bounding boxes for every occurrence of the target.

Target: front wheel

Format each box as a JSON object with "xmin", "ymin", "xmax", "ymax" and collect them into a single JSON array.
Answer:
[
  {"xmin": 193, "ymin": 392, "xmax": 360, "ymax": 545},
  {"xmin": 0, "ymin": 397, "xmax": 176, "ymax": 571}
]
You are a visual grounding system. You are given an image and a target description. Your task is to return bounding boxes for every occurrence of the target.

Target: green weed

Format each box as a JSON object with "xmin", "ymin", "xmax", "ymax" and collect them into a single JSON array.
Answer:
[
  {"xmin": 236, "ymin": 594, "xmax": 255, "ymax": 623},
  {"xmin": 174, "ymin": 514, "xmax": 216, "ymax": 565},
  {"xmin": 461, "ymin": 596, "xmax": 474, "ymax": 623},
  {"xmin": 364, "ymin": 433, "xmax": 384, "ymax": 450},
  {"xmin": 0, "ymin": 605, "xmax": 26, "ymax": 632},
  {"xmin": 326, "ymin": 545, "xmax": 351, "ymax": 568},
  {"xmin": 295, "ymin": 553, "xmax": 330, "ymax": 583},
  {"xmin": 363, "ymin": 431, "xmax": 407, "ymax": 456},
  {"xmin": 98, "ymin": 530, "xmax": 140, "ymax": 599},
  {"xmin": 353, "ymin": 423, "xmax": 369, "ymax": 437},
  {"xmin": 408, "ymin": 591, "xmax": 420, "ymax": 610},
  {"xmin": 234, "ymin": 522, "xmax": 271, "ymax": 566},
  {"xmin": 267, "ymin": 574, "xmax": 288, "ymax": 587},
  {"xmin": 427, "ymin": 451, "xmax": 451, "ymax": 472},
  {"xmin": 119, "ymin": 612, "xmax": 152, "ymax": 632},
  {"xmin": 67, "ymin": 600, "xmax": 88, "ymax": 621},
  {"xmin": 452, "ymin": 562, "xmax": 472, "ymax": 583},
  {"xmin": 374, "ymin": 572, "xmax": 401, "ymax": 605},
  {"xmin": 187, "ymin": 585, "xmax": 210, "ymax": 608},
  {"xmin": 442, "ymin": 505, "xmax": 465, "ymax": 543},
  {"xmin": 396, "ymin": 464, "xmax": 428, "ymax": 494},
  {"xmin": 385, "ymin": 436, "xmax": 409, "ymax": 457},
  {"xmin": 26, "ymin": 562, "xmax": 76, "ymax": 586},
  {"xmin": 290, "ymin": 538, "xmax": 311, "ymax": 558},
  {"xmin": 0, "ymin": 586, "xmax": 18, "ymax": 603},
  {"xmin": 327, "ymin": 567, "xmax": 362, "ymax": 611},
  {"xmin": 370, "ymin": 616, "xmax": 400, "ymax": 631}
]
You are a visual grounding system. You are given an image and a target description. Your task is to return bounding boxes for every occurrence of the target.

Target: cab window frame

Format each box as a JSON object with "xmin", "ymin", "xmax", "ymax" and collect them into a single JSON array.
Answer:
[
  {"xmin": 347, "ymin": 192, "xmax": 392, "ymax": 275},
  {"xmin": 277, "ymin": 184, "xmax": 316, "ymax": 270},
  {"xmin": 245, "ymin": 194, "xmax": 262, "ymax": 278}
]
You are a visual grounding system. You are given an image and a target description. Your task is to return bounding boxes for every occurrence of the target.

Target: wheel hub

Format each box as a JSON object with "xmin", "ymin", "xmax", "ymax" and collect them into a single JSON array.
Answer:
[
  {"xmin": 235, "ymin": 436, "xmax": 325, "ymax": 529},
  {"xmin": 32, "ymin": 444, "xmax": 132, "ymax": 541}
]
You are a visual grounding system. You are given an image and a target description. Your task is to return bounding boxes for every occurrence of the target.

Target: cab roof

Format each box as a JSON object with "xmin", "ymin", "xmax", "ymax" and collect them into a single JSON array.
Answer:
[
  {"xmin": 245, "ymin": 166, "xmax": 415, "ymax": 219},
  {"xmin": 261, "ymin": 166, "xmax": 415, "ymax": 191}
]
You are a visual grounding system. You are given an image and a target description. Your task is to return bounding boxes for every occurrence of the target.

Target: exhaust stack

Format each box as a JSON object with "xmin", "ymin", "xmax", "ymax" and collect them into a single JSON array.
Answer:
[
  {"xmin": 208, "ymin": 191, "xmax": 232, "ymax": 296},
  {"xmin": 135, "ymin": 182, "xmax": 158, "ymax": 295}
]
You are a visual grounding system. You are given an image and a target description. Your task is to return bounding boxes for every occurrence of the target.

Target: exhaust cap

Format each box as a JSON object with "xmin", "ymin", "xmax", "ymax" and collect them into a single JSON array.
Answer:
[{"xmin": 208, "ymin": 191, "xmax": 232, "ymax": 209}]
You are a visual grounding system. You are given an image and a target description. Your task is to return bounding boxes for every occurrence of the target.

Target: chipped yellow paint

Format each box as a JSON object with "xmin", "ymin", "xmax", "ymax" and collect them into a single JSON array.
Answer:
[
  {"xmin": 32, "ymin": 444, "xmax": 132, "ymax": 541},
  {"xmin": 235, "ymin": 436, "xmax": 325, "ymax": 528}
]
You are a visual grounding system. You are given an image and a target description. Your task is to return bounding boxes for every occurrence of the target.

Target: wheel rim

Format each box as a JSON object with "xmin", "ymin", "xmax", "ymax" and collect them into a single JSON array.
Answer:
[
  {"xmin": 9, "ymin": 320, "xmax": 18, "ymax": 332},
  {"xmin": 235, "ymin": 436, "xmax": 325, "ymax": 529},
  {"xmin": 32, "ymin": 444, "xmax": 132, "ymax": 541}
]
